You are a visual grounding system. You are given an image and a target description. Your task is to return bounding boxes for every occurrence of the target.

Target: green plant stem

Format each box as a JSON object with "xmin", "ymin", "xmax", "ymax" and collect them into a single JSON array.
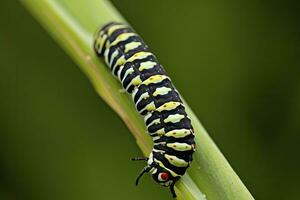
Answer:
[{"xmin": 20, "ymin": 0, "xmax": 254, "ymax": 199}]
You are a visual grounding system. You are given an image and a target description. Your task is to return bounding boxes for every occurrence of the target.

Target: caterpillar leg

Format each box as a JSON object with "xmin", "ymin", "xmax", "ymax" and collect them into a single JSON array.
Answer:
[
  {"xmin": 135, "ymin": 165, "xmax": 152, "ymax": 186},
  {"xmin": 169, "ymin": 177, "xmax": 180, "ymax": 198}
]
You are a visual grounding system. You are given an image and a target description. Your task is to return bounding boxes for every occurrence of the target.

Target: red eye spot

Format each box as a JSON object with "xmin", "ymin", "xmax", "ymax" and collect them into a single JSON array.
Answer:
[{"xmin": 161, "ymin": 172, "xmax": 169, "ymax": 181}]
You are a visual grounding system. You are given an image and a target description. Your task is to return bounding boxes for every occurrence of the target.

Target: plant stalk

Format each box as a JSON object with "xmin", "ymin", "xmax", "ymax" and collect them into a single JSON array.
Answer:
[{"xmin": 20, "ymin": 0, "xmax": 254, "ymax": 199}]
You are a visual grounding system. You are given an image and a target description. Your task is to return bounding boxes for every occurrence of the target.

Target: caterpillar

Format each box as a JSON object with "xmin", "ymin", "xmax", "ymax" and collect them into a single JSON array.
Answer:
[{"xmin": 94, "ymin": 22, "xmax": 195, "ymax": 198}]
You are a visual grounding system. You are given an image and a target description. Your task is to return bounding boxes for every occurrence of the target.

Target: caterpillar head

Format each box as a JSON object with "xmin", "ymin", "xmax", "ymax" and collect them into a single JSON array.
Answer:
[
  {"xmin": 134, "ymin": 153, "xmax": 180, "ymax": 197},
  {"xmin": 150, "ymin": 165, "xmax": 180, "ymax": 197},
  {"xmin": 151, "ymin": 165, "xmax": 174, "ymax": 187}
]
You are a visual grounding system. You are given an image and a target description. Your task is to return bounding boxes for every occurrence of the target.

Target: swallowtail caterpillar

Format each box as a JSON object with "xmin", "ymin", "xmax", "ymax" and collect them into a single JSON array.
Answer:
[{"xmin": 94, "ymin": 22, "xmax": 196, "ymax": 198}]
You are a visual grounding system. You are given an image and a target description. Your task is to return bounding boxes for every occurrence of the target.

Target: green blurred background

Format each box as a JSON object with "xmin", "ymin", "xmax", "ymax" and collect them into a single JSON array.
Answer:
[{"xmin": 0, "ymin": 0, "xmax": 299, "ymax": 199}]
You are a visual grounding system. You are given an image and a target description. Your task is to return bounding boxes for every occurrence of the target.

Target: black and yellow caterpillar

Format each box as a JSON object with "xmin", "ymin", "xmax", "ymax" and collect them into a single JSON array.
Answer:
[{"xmin": 94, "ymin": 22, "xmax": 195, "ymax": 198}]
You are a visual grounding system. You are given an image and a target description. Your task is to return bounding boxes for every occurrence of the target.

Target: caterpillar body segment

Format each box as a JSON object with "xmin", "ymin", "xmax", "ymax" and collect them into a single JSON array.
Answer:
[{"xmin": 94, "ymin": 22, "xmax": 195, "ymax": 198}]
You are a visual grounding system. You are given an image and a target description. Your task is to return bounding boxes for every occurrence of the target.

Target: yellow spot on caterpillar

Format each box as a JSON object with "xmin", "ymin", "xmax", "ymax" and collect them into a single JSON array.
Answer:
[
  {"xmin": 156, "ymin": 128, "xmax": 165, "ymax": 135},
  {"xmin": 165, "ymin": 129, "xmax": 192, "ymax": 138},
  {"xmin": 145, "ymin": 102, "xmax": 156, "ymax": 111},
  {"xmin": 125, "ymin": 42, "xmax": 142, "ymax": 53},
  {"xmin": 164, "ymin": 114, "xmax": 185, "ymax": 123},
  {"xmin": 126, "ymin": 76, "xmax": 142, "ymax": 91},
  {"xmin": 107, "ymin": 24, "xmax": 128, "ymax": 36},
  {"xmin": 164, "ymin": 154, "xmax": 189, "ymax": 167},
  {"xmin": 127, "ymin": 52, "xmax": 152, "ymax": 62},
  {"xmin": 139, "ymin": 61, "xmax": 156, "ymax": 71},
  {"xmin": 112, "ymin": 56, "xmax": 126, "ymax": 72},
  {"xmin": 131, "ymin": 76, "xmax": 142, "ymax": 86},
  {"xmin": 105, "ymin": 40, "xmax": 110, "ymax": 49},
  {"xmin": 167, "ymin": 143, "xmax": 192, "ymax": 151},
  {"xmin": 153, "ymin": 87, "xmax": 172, "ymax": 96},
  {"xmin": 156, "ymin": 102, "xmax": 181, "ymax": 112},
  {"xmin": 111, "ymin": 33, "xmax": 136, "ymax": 46},
  {"xmin": 142, "ymin": 75, "xmax": 169, "ymax": 86}
]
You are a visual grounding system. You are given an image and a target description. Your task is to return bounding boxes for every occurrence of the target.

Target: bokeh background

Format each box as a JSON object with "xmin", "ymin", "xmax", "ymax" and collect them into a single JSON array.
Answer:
[{"xmin": 0, "ymin": 0, "xmax": 299, "ymax": 199}]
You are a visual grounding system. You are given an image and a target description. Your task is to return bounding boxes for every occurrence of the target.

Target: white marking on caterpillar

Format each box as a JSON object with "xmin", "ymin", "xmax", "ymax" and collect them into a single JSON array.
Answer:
[{"xmin": 164, "ymin": 114, "xmax": 185, "ymax": 123}]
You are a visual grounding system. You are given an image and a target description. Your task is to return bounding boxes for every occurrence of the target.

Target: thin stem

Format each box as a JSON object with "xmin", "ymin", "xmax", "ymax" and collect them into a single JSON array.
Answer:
[{"xmin": 20, "ymin": 0, "xmax": 254, "ymax": 199}]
